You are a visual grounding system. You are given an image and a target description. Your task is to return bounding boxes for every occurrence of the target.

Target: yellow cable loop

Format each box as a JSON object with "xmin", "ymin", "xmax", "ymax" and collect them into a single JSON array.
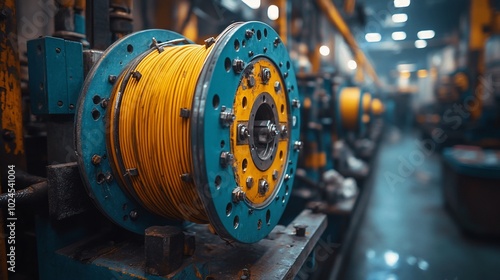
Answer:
[{"xmin": 108, "ymin": 43, "xmax": 214, "ymax": 223}]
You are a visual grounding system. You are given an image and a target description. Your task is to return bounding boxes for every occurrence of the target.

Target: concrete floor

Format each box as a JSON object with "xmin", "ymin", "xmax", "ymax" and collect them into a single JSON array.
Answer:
[{"xmin": 343, "ymin": 128, "xmax": 500, "ymax": 280}]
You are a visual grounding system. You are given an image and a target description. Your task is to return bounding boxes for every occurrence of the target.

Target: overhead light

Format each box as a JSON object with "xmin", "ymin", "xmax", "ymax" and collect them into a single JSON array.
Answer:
[
  {"xmin": 267, "ymin": 5, "xmax": 279, "ymax": 20},
  {"xmin": 399, "ymin": 70, "xmax": 411, "ymax": 79},
  {"xmin": 417, "ymin": 30, "xmax": 435, "ymax": 40},
  {"xmin": 394, "ymin": 0, "xmax": 410, "ymax": 8},
  {"xmin": 392, "ymin": 13, "xmax": 408, "ymax": 23},
  {"xmin": 365, "ymin": 33, "xmax": 382, "ymax": 42},
  {"xmin": 241, "ymin": 0, "xmax": 260, "ymax": 9},
  {"xmin": 397, "ymin": 63, "xmax": 416, "ymax": 71},
  {"xmin": 415, "ymin": 39, "xmax": 427, "ymax": 48},
  {"xmin": 347, "ymin": 60, "xmax": 357, "ymax": 70},
  {"xmin": 392, "ymin": 31, "xmax": 406, "ymax": 41},
  {"xmin": 417, "ymin": 69, "xmax": 428, "ymax": 78},
  {"xmin": 319, "ymin": 45, "xmax": 330, "ymax": 56}
]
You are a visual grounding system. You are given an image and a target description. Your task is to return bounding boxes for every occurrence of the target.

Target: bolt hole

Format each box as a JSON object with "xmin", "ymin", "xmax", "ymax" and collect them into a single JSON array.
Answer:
[
  {"xmin": 264, "ymin": 28, "xmax": 268, "ymax": 37},
  {"xmin": 266, "ymin": 210, "xmax": 271, "ymax": 225},
  {"xmin": 212, "ymin": 94, "xmax": 220, "ymax": 109},
  {"xmin": 286, "ymin": 61, "xmax": 290, "ymax": 69},
  {"xmin": 215, "ymin": 175, "xmax": 222, "ymax": 189},
  {"xmin": 242, "ymin": 39, "xmax": 246, "ymax": 47},
  {"xmin": 226, "ymin": 203, "xmax": 232, "ymax": 217},
  {"xmin": 96, "ymin": 172, "xmax": 105, "ymax": 184},
  {"xmin": 123, "ymin": 203, "xmax": 128, "ymax": 210},
  {"xmin": 257, "ymin": 30, "xmax": 262, "ymax": 40},
  {"xmin": 282, "ymin": 196, "xmax": 286, "ymax": 203},
  {"xmin": 262, "ymin": 95, "xmax": 266, "ymax": 102},
  {"xmin": 234, "ymin": 39, "xmax": 240, "ymax": 51},
  {"xmin": 242, "ymin": 158, "xmax": 248, "ymax": 172},
  {"xmin": 285, "ymin": 185, "xmax": 289, "ymax": 195},
  {"xmin": 280, "ymin": 150, "xmax": 283, "ymax": 160},
  {"xmin": 37, "ymin": 45, "xmax": 42, "ymax": 53},
  {"xmin": 92, "ymin": 109, "xmax": 100, "ymax": 120},
  {"xmin": 93, "ymin": 95, "xmax": 101, "ymax": 104},
  {"xmin": 257, "ymin": 219, "xmax": 262, "ymax": 230},
  {"xmin": 242, "ymin": 96, "xmax": 247, "ymax": 108},
  {"xmin": 127, "ymin": 44, "xmax": 133, "ymax": 53},
  {"xmin": 224, "ymin": 57, "xmax": 231, "ymax": 72},
  {"xmin": 290, "ymin": 168, "xmax": 294, "ymax": 175},
  {"xmin": 280, "ymin": 104, "xmax": 285, "ymax": 114},
  {"xmin": 234, "ymin": 216, "xmax": 240, "ymax": 229},
  {"xmin": 220, "ymin": 140, "xmax": 225, "ymax": 148},
  {"xmin": 39, "ymin": 82, "xmax": 44, "ymax": 91},
  {"xmin": 55, "ymin": 47, "xmax": 61, "ymax": 53},
  {"xmin": 57, "ymin": 100, "xmax": 63, "ymax": 107}
]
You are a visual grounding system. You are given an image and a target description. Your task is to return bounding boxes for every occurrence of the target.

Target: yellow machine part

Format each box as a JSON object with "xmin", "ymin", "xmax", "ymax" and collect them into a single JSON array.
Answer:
[
  {"xmin": 454, "ymin": 72, "xmax": 469, "ymax": 92},
  {"xmin": 231, "ymin": 59, "xmax": 289, "ymax": 206},
  {"xmin": 362, "ymin": 92, "xmax": 371, "ymax": 112},
  {"xmin": 339, "ymin": 87, "xmax": 361, "ymax": 131},
  {"xmin": 371, "ymin": 98, "xmax": 384, "ymax": 116}
]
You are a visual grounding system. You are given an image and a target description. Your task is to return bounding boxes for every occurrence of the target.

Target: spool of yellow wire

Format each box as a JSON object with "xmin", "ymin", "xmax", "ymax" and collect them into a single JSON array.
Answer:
[{"xmin": 108, "ymin": 44, "xmax": 213, "ymax": 223}]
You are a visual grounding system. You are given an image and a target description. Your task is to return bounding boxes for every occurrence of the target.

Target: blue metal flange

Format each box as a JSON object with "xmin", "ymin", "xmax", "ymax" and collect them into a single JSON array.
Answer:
[
  {"xmin": 75, "ymin": 29, "xmax": 187, "ymax": 234},
  {"xmin": 191, "ymin": 22, "xmax": 300, "ymax": 243}
]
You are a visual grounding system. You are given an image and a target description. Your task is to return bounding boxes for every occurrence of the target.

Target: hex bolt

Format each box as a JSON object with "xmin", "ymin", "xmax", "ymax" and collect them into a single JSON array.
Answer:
[
  {"xmin": 272, "ymin": 170, "xmax": 279, "ymax": 181},
  {"xmin": 273, "ymin": 37, "xmax": 281, "ymax": 47},
  {"xmin": 294, "ymin": 141, "xmax": 303, "ymax": 151},
  {"xmin": 292, "ymin": 99, "xmax": 301, "ymax": 108},
  {"xmin": 204, "ymin": 37, "xmax": 215, "ymax": 48},
  {"xmin": 280, "ymin": 125, "xmax": 288, "ymax": 138},
  {"xmin": 129, "ymin": 210, "xmax": 138, "ymax": 221},
  {"xmin": 69, "ymin": 104, "xmax": 75, "ymax": 110},
  {"xmin": 108, "ymin": 75, "xmax": 117, "ymax": 84},
  {"xmin": 245, "ymin": 29, "xmax": 254, "ymax": 38},
  {"xmin": 274, "ymin": 81, "xmax": 281, "ymax": 93},
  {"xmin": 241, "ymin": 268, "xmax": 251, "ymax": 280},
  {"xmin": 2, "ymin": 129, "xmax": 15, "ymax": 142},
  {"xmin": 100, "ymin": 99, "xmax": 109, "ymax": 109},
  {"xmin": 232, "ymin": 187, "xmax": 246, "ymax": 203},
  {"xmin": 220, "ymin": 151, "xmax": 235, "ymax": 168},
  {"xmin": 239, "ymin": 124, "xmax": 250, "ymax": 140},
  {"xmin": 91, "ymin": 154, "xmax": 102, "ymax": 165},
  {"xmin": 258, "ymin": 179, "xmax": 269, "ymax": 195},
  {"xmin": 248, "ymin": 51, "xmax": 254, "ymax": 57},
  {"xmin": 247, "ymin": 75, "xmax": 256, "ymax": 88},
  {"xmin": 105, "ymin": 172, "xmax": 113, "ymax": 182},
  {"xmin": 261, "ymin": 67, "xmax": 271, "ymax": 84},
  {"xmin": 246, "ymin": 177, "xmax": 254, "ymax": 189},
  {"xmin": 233, "ymin": 59, "xmax": 245, "ymax": 74},
  {"xmin": 131, "ymin": 70, "xmax": 142, "ymax": 81},
  {"xmin": 294, "ymin": 224, "xmax": 308, "ymax": 237},
  {"xmin": 219, "ymin": 106, "xmax": 235, "ymax": 126},
  {"xmin": 284, "ymin": 174, "xmax": 290, "ymax": 181}
]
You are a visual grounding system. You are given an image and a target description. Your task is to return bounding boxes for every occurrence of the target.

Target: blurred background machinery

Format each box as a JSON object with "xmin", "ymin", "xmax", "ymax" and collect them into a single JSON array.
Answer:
[{"xmin": 2, "ymin": 0, "xmax": 500, "ymax": 279}]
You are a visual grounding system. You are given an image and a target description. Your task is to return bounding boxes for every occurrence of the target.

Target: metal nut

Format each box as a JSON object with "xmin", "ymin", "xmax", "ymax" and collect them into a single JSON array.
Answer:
[
  {"xmin": 272, "ymin": 170, "xmax": 279, "ymax": 181},
  {"xmin": 293, "ymin": 141, "xmax": 303, "ymax": 151},
  {"xmin": 233, "ymin": 59, "xmax": 245, "ymax": 74},
  {"xmin": 274, "ymin": 81, "xmax": 281, "ymax": 93},
  {"xmin": 239, "ymin": 124, "xmax": 250, "ymax": 140},
  {"xmin": 292, "ymin": 99, "xmax": 301, "ymax": 108},
  {"xmin": 220, "ymin": 106, "xmax": 235, "ymax": 126},
  {"xmin": 280, "ymin": 125, "xmax": 288, "ymax": 138},
  {"xmin": 232, "ymin": 187, "xmax": 246, "ymax": 203},
  {"xmin": 246, "ymin": 177, "xmax": 254, "ymax": 189},
  {"xmin": 220, "ymin": 151, "xmax": 235, "ymax": 168},
  {"xmin": 258, "ymin": 179, "xmax": 269, "ymax": 195},
  {"xmin": 91, "ymin": 154, "xmax": 102, "ymax": 165},
  {"xmin": 261, "ymin": 67, "xmax": 271, "ymax": 83},
  {"xmin": 294, "ymin": 224, "xmax": 308, "ymax": 237}
]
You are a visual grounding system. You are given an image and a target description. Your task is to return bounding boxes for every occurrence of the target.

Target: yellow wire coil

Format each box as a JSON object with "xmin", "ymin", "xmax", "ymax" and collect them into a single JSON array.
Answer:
[{"xmin": 108, "ymin": 44, "xmax": 214, "ymax": 224}]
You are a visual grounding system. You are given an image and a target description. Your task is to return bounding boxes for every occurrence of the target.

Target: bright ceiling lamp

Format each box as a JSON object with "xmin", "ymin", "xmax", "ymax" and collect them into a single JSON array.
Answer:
[
  {"xmin": 365, "ymin": 33, "xmax": 382, "ymax": 42},
  {"xmin": 392, "ymin": 13, "xmax": 408, "ymax": 23},
  {"xmin": 241, "ymin": 0, "xmax": 261, "ymax": 9},
  {"xmin": 267, "ymin": 5, "xmax": 279, "ymax": 20},
  {"xmin": 392, "ymin": 31, "xmax": 407, "ymax": 41},
  {"xmin": 394, "ymin": 0, "xmax": 410, "ymax": 8},
  {"xmin": 319, "ymin": 45, "xmax": 330, "ymax": 56},
  {"xmin": 347, "ymin": 60, "xmax": 357, "ymax": 70},
  {"xmin": 417, "ymin": 30, "xmax": 435, "ymax": 40},
  {"xmin": 415, "ymin": 39, "xmax": 427, "ymax": 48}
]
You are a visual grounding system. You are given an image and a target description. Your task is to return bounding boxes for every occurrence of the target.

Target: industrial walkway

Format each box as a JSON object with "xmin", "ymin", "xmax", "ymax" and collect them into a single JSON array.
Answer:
[{"xmin": 343, "ymin": 128, "xmax": 500, "ymax": 280}]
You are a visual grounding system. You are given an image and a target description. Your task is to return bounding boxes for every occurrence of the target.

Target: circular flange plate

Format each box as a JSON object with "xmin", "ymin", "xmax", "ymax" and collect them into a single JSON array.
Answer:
[
  {"xmin": 75, "ymin": 29, "xmax": 187, "ymax": 234},
  {"xmin": 191, "ymin": 22, "xmax": 300, "ymax": 243}
]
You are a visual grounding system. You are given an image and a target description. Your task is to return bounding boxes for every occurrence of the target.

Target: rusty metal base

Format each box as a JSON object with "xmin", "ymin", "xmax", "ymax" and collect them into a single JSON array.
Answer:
[{"xmin": 38, "ymin": 210, "xmax": 326, "ymax": 279}]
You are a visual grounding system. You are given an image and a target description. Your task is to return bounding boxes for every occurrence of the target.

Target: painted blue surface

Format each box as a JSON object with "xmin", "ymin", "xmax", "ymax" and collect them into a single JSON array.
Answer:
[
  {"xmin": 28, "ymin": 36, "xmax": 83, "ymax": 114},
  {"xmin": 75, "ymin": 30, "xmax": 186, "ymax": 234}
]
